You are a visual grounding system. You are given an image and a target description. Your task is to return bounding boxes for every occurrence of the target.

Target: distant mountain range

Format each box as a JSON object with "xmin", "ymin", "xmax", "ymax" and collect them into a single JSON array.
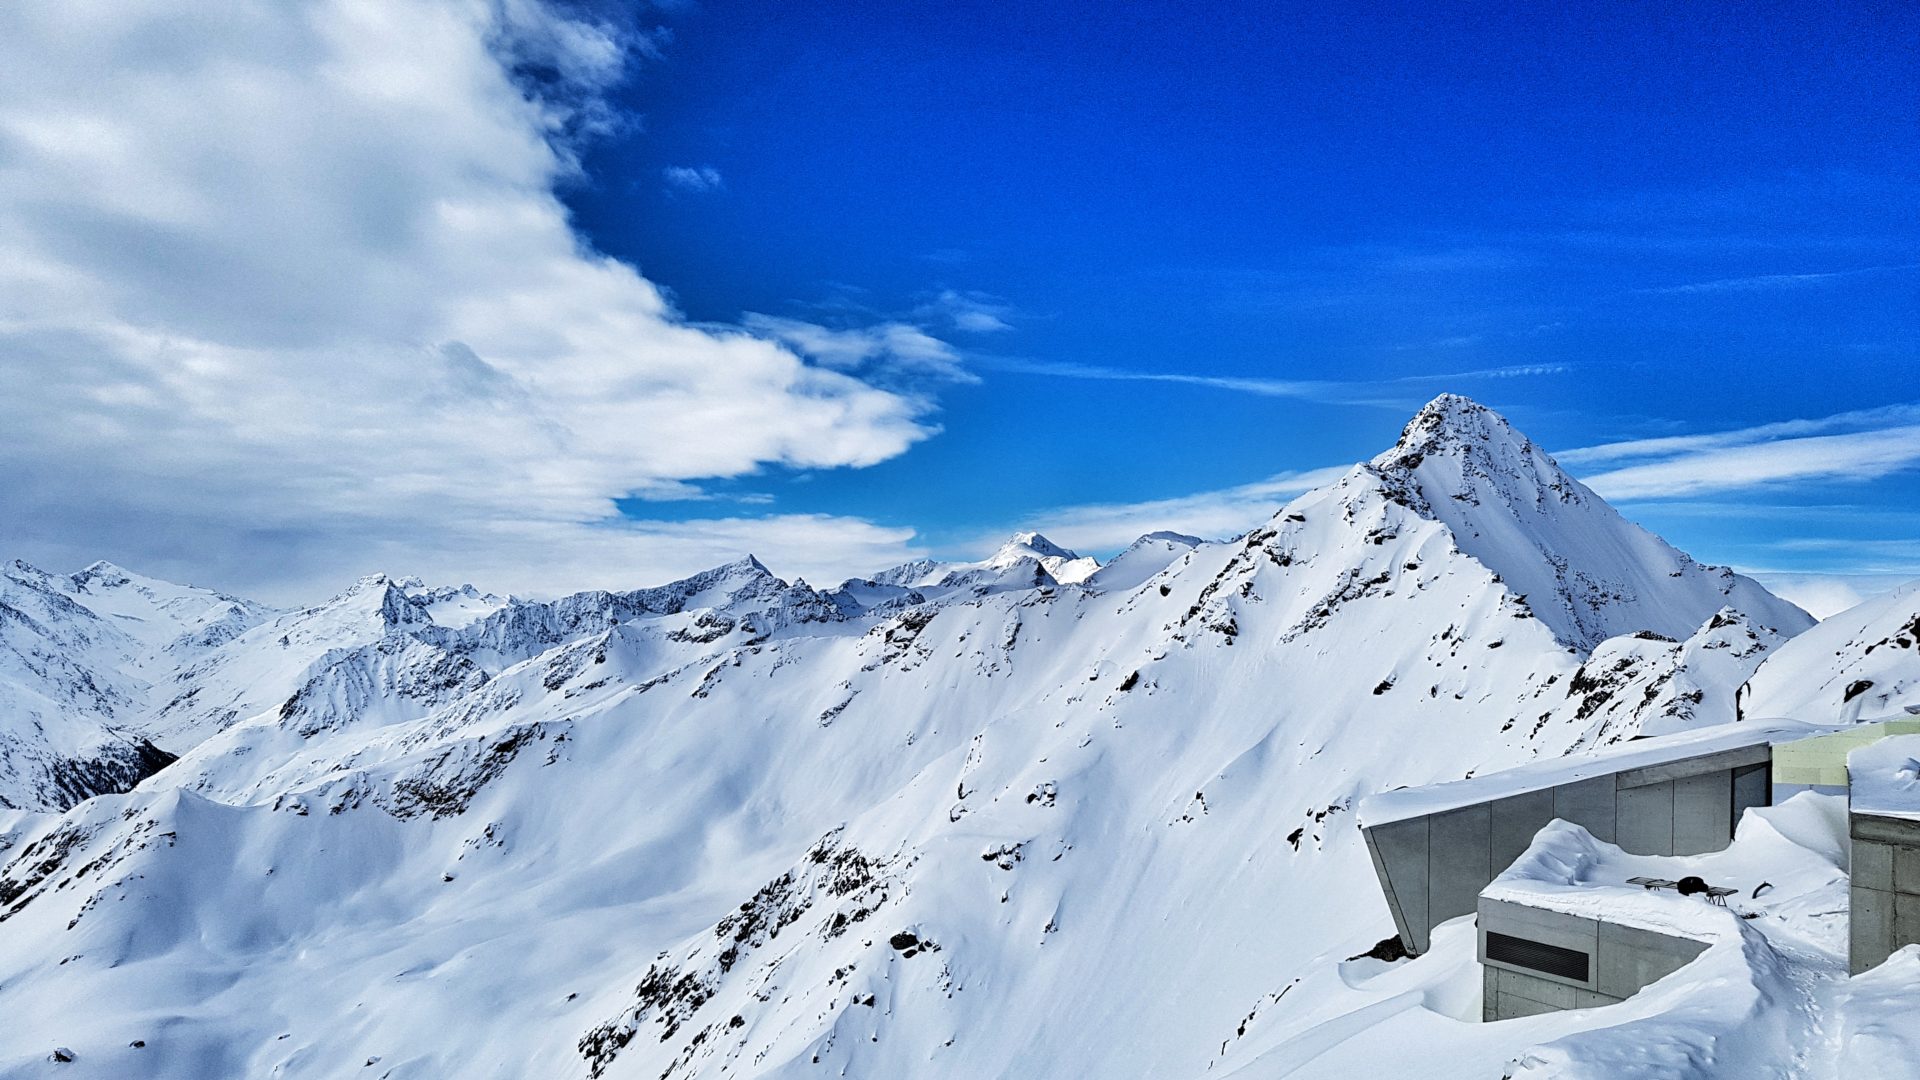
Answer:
[{"xmin": 0, "ymin": 395, "xmax": 1910, "ymax": 1079}]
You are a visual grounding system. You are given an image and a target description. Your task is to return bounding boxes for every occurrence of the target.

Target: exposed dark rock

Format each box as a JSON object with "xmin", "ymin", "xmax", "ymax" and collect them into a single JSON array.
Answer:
[
  {"xmin": 43, "ymin": 740, "xmax": 176, "ymax": 811},
  {"xmin": 1348, "ymin": 935, "xmax": 1410, "ymax": 963}
]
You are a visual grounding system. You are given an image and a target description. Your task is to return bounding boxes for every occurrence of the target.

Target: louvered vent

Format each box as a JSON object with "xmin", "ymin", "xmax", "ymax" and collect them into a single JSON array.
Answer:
[{"xmin": 1485, "ymin": 931, "xmax": 1589, "ymax": 981}]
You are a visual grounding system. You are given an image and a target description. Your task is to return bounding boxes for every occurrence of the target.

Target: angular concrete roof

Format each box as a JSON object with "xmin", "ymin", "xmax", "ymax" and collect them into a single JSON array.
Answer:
[{"xmin": 1357, "ymin": 719, "xmax": 1840, "ymax": 829}]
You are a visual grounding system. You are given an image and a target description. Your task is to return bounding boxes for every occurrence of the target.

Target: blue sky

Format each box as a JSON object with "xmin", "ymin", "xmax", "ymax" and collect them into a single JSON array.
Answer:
[
  {"xmin": 0, "ymin": 0, "xmax": 1913, "ymax": 609},
  {"xmin": 561, "ymin": 1, "xmax": 1920, "ymax": 593}
]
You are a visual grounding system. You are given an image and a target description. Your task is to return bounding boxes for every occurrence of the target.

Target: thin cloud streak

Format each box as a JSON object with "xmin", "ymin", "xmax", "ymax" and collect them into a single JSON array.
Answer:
[
  {"xmin": 1557, "ymin": 403, "xmax": 1920, "ymax": 466},
  {"xmin": 994, "ymin": 464, "xmax": 1356, "ymax": 555},
  {"xmin": 662, "ymin": 164, "xmax": 724, "ymax": 192},
  {"xmin": 1582, "ymin": 425, "xmax": 1920, "ymax": 501},
  {"xmin": 978, "ymin": 357, "xmax": 1567, "ymax": 404},
  {"xmin": 1646, "ymin": 262, "xmax": 1920, "ymax": 294}
]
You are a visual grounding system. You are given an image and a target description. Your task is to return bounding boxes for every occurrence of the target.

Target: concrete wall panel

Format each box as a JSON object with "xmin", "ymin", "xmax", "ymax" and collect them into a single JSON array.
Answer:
[
  {"xmin": 1894, "ymin": 845, "xmax": 1920, "ymax": 896},
  {"xmin": 1733, "ymin": 762, "xmax": 1769, "ymax": 824},
  {"xmin": 1493, "ymin": 993, "xmax": 1564, "ymax": 1020},
  {"xmin": 1615, "ymin": 744, "xmax": 1770, "ymax": 788},
  {"xmin": 1573, "ymin": 988, "xmax": 1623, "ymax": 1009},
  {"xmin": 1854, "ymin": 839, "xmax": 1894, "ymax": 892},
  {"xmin": 1428, "ymin": 803, "xmax": 1493, "ymax": 930},
  {"xmin": 1366, "ymin": 818, "xmax": 1430, "ymax": 952},
  {"xmin": 1616, "ymin": 779, "xmax": 1674, "ymax": 855},
  {"xmin": 1496, "ymin": 967, "xmax": 1575, "ymax": 1008},
  {"xmin": 1673, "ymin": 770, "xmax": 1733, "ymax": 855},
  {"xmin": 1851, "ymin": 813, "xmax": 1920, "ymax": 846},
  {"xmin": 1490, "ymin": 788, "xmax": 1556, "ymax": 878},
  {"xmin": 1479, "ymin": 897, "xmax": 1705, "ymax": 1016},
  {"xmin": 1853, "ymin": 885, "xmax": 1893, "ymax": 975},
  {"xmin": 1895, "ymin": 892, "xmax": 1920, "ymax": 947},
  {"xmin": 1553, "ymin": 776, "xmax": 1617, "ymax": 844},
  {"xmin": 1362, "ymin": 748, "xmax": 1777, "ymax": 973},
  {"xmin": 1595, "ymin": 921, "xmax": 1707, "ymax": 999},
  {"xmin": 1479, "ymin": 898, "xmax": 1599, "ymax": 992}
]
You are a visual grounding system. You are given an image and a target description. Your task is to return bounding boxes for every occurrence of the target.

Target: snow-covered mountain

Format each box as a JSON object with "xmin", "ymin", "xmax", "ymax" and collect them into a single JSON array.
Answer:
[
  {"xmin": 863, "ymin": 530, "xmax": 1101, "ymax": 591},
  {"xmin": 1370, "ymin": 395, "xmax": 1808, "ymax": 651},
  {"xmin": 0, "ymin": 560, "xmax": 268, "ymax": 811},
  {"xmin": 0, "ymin": 395, "xmax": 1866, "ymax": 1079},
  {"xmin": 1746, "ymin": 579, "xmax": 1920, "ymax": 722}
]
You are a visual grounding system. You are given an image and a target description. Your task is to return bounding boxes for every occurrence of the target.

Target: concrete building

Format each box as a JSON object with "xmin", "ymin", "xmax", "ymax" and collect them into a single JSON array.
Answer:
[
  {"xmin": 1478, "ymin": 896, "xmax": 1708, "ymax": 1021},
  {"xmin": 1354, "ymin": 719, "xmax": 1920, "ymax": 1021},
  {"xmin": 1354, "ymin": 723, "xmax": 1822, "ymax": 955},
  {"xmin": 1846, "ymin": 734, "xmax": 1920, "ymax": 974}
]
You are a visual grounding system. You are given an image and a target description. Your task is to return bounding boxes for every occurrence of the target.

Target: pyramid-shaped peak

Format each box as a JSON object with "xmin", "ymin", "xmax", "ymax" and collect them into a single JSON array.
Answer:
[
  {"xmin": 995, "ymin": 532, "xmax": 1077, "ymax": 561},
  {"xmin": 984, "ymin": 532, "xmax": 1099, "ymax": 584},
  {"xmin": 1389, "ymin": 394, "xmax": 1532, "ymax": 456},
  {"xmin": 1341, "ymin": 395, "xmax": 1813, "ymax": 652},
  {"xmin": 723, "ymin": 554, "xmax": 774, "ymax": 575},
  {"xmin": 1369, "ymin": 395, "xmax": 1569, "ymax": 507}
]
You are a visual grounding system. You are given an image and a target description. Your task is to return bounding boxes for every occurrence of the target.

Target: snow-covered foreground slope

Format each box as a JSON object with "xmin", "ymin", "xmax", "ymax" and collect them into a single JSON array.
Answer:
[{"xmin": 0, "ymin": 396, "xmax": 1853, "ymax": 1078}]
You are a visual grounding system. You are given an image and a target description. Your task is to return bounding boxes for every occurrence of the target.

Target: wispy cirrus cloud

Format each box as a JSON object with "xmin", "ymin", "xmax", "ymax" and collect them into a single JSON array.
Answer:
[
  {"xmin": 914, "ymin": 289, "xmax": 1015, "ymax": 333},
  {"xmin": 1557, "ymin": 404, "xmax": 1920, "ymax": 466},
  {"xmin": 978, "ymin": 357, "xmax": 1569, "ymax": 405},
  {"xmin": 986, "ymin": 465, "xmax": 1356, "ymax": 555},
  {"xmin": 1745, "ymin": 573, "xmax": 1910, "ymax": 619},
  {"xmin": 741, "ymin": 313, "xmax": 977, "ymax": 384},
  {"xmin": 1645, "ymin": 262, "xmax": 1920, "ymax": 295},
  {"xmin": 1566, "ymin": 405, "xmax": 1920, "ymax": 501},
  {"xmin": 662, "ymin": 164, "xmax": 724, "ymax": 192}
]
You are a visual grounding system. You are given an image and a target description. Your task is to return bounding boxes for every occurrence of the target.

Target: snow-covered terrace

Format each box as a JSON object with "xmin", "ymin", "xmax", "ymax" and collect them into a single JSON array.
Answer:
[{"xmin": 1483, "ymin": 820, "xmax": 1743, "ymax": 946}]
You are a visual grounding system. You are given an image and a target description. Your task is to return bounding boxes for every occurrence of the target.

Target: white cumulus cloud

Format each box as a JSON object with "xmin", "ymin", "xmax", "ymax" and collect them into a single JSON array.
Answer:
[{"xmin": 0, "ymin": 0, "xmax": 938, "ymax": 601}]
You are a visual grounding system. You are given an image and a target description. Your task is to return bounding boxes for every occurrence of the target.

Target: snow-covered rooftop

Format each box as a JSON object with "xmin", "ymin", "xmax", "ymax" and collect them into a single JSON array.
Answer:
[
  {"xmin": 1848, "ymin": 734, "xmax": 1920, "ymax": 822},
  {"xmin": 1357, "ymin": 719, "xmax": 1840, "ymax": 828},
  {"xmin": 1483, "ymin": 820, "xmax": 1740, "ymax": 943},
  {"xmin": 1483, "ymin": 792, "xmax": 1851, "ymax": 945}
]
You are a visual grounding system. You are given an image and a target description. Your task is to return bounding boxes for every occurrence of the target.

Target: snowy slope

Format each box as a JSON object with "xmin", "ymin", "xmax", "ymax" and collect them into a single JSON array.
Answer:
[
  {"xmin": 1370, "ymin": 395, "xmax": 1811, "ymax": 651},
  {"xmin": 1745, "ymin": 579, "xmax": 1920, "ymax": 722},
  {"xmin": 0, "ymin": 395, "xmax": 1849, "ymax": 1079},
  {"xmin": 1506, "ymin": 607, "xmax": 1794, "ymax": 750},
  {"xmin": 0, "ymin": 561, "xmax": 254, "ymax": 810}
]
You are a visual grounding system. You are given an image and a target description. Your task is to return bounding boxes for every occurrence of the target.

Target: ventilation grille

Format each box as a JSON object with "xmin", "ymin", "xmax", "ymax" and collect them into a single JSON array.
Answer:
[{"xmin": 1485, "ymin": 931, "xmax": 1590, "ymax": 981}]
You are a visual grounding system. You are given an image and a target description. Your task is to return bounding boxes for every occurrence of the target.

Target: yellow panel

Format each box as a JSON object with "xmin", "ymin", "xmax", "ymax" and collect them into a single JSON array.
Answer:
[{"xmin": 1771, "ymin": 723, "xmax": 1920, "ymax": 791}]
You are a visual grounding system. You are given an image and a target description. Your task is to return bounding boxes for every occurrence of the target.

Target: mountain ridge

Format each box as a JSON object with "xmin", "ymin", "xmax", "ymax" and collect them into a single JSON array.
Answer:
[{"xmin": 0, "ymin": 394, "xmax": 1890, "ymax": 1079}]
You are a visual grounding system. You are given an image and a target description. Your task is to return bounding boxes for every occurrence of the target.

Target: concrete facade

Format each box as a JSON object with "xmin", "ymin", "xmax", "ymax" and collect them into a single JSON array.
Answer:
[
  {"xmin": 1362, "ymin": 744, "xmax": 1770, "ymax": 954},
  {"xmin": 1478, "ymin": 897, "xmax": 1706, "ymax": 1021},
  {"xmin": 1848, "ymin": 811, "xmax": 1920, "ymax": 974}
]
